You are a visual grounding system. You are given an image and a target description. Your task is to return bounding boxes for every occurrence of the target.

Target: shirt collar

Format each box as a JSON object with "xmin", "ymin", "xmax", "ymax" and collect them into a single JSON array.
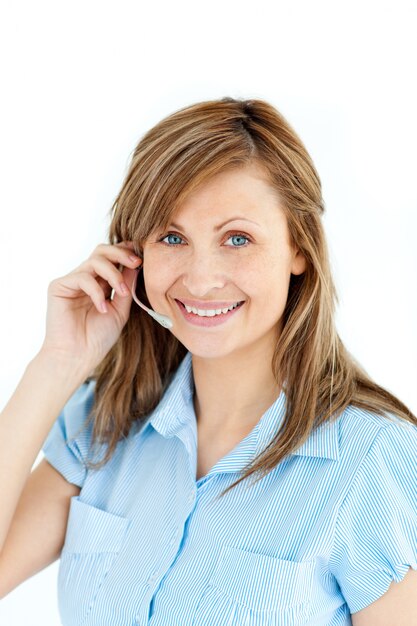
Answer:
[
  {"xmin": 146, "ymin": 350, "xmax": 196, "ymax": 438},
  {"xmin": 146, "ymin": 351, "xmax": 339, "ymax": 465}
]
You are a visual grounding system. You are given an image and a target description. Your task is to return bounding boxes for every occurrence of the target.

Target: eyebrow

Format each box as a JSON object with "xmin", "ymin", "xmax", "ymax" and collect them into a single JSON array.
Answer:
[{"xmin": 167, "ymin": 217, "xmax": 260, "ymax": 231}]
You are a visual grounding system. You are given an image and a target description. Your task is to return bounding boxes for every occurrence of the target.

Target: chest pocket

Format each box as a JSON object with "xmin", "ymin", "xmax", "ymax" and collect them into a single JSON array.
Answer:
[
  {"xmin": 191, "ymin": 545, "xmax": 315, "ymax": 626},
  {"xmin": 58, "ymin": 496, "xmax": 130, "ymax": 626}
]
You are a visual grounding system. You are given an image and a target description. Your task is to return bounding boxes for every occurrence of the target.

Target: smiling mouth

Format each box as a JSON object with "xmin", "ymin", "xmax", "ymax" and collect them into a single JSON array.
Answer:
[
  {"xmin": 175, "ymin": 299, "xmax": 245, "ymax": 314},
  {"xmin": 175, "ymin": 298, "xmax": 245, "ymax": 311}
]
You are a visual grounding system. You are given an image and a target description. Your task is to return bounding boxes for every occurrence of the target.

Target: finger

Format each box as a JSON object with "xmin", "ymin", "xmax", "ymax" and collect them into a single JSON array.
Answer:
[
  {"xmin": 109, "ymin": 264, "xmax": 138, "ymax": 302},
  {"xmin": 91, "ymin": 242, "xmax": 142, "ymax": 267},
  {"xmin": 80, "ymin": 246, "xmax": 141, "ymax": 290},
  {"xmin": 51, "ymin": 272, "xmax": 110, "ymax": 314},
  {"xmin": 108, "ymin": 266, "xmax": 141, "ymax": 318}
]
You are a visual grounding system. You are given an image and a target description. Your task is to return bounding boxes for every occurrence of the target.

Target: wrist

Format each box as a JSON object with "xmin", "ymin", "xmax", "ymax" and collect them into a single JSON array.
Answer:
[{"xmin": 30, "ymin": 349, "xmax": 93, "ymax": 386}]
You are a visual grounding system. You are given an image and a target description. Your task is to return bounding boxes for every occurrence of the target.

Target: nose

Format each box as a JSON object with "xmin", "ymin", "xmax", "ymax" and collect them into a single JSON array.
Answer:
[{"xmin": 181, "ymin": 252, "xmax": 227, "ymax": 297}]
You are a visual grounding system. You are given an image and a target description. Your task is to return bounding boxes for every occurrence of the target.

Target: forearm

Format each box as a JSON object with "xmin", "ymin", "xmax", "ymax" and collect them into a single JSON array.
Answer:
[{"xmin": 0, "ymin": 351, "xmax": 90, "ymax": 552}]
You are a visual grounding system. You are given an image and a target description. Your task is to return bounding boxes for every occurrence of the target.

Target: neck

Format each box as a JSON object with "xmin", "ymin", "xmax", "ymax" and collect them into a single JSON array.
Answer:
[{"xmin": 191, "ymin": 338, "xmax": 282, "ymax": 435}]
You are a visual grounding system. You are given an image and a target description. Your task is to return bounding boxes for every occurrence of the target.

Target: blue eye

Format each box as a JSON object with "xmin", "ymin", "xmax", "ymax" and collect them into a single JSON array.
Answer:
[
  {"xmin": 161, "ymin": 233, "xmax": 183, "ymax": 246},
  {"xmin": 158, "ymin": 232, "xmax": 251, "ymax": 248},
  {"xmin": 226, "ymin": 234, "xmax": 249, "ymax": 247}
]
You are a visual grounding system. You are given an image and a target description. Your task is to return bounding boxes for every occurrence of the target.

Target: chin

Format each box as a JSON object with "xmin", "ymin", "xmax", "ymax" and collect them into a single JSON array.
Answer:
[{"xmin": 181, "ymin": 337, "xmax": 247, "ymax": 361}]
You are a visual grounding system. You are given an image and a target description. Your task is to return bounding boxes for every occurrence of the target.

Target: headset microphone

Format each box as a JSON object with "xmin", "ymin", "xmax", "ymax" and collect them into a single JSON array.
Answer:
[{"xmin": 130, "ymin": 265, "xmax": 174, "ymax": 329}]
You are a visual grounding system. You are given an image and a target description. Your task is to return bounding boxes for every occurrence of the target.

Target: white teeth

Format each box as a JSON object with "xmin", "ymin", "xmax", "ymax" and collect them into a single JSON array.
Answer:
[{"xmin": 183, "ymin": 302, "xmax": 241, "ymax": 316}]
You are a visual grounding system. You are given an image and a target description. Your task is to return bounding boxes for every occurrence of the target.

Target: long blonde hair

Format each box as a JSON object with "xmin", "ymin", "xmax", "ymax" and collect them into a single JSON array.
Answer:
[{"xmin": 85, "ymin": 97, "xmax": 416, "ymax": 498}]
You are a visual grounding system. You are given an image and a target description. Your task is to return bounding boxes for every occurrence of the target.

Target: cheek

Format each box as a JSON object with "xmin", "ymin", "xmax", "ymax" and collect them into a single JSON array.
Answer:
[
  {"xmin": 145, "ymin": 271, "xmax": 172, "ymax": 296},
  {"xmin": 247, "ymin": 260, "xmax": 292, "ymax": 302},
  {"xmin": 142, "ymin": 261, "xmax": 171, "ymax": 300}
]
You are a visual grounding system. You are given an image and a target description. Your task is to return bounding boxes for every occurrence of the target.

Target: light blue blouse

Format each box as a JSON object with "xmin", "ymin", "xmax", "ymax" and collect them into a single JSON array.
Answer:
[{"xmin": 42, "ymin": 350, "xmax": 417, "ymax": 626}]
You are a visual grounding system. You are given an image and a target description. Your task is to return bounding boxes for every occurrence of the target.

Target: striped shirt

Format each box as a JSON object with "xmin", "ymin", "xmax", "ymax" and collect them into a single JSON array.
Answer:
[{"xmin": 42, "ymin": 350, "xmax": 417, "ymax": 625}]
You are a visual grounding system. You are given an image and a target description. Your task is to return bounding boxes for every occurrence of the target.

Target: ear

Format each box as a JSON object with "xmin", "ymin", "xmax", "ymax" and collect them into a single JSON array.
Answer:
[{"xmin": 291, "ymin": 248, "xmax": 307, "ymax": 276}]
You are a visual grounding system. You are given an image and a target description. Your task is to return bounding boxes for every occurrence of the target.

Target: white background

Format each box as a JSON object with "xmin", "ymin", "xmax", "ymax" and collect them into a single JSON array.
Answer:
[{"xmin": 0, "ymin": 0, "xmax": 416, "ymax": 624}]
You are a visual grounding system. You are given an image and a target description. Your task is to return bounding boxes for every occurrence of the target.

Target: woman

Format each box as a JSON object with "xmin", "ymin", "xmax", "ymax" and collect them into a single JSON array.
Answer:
[{"xmin": 0, "ymin": 97, "xmax": 416, "ymax": 625}]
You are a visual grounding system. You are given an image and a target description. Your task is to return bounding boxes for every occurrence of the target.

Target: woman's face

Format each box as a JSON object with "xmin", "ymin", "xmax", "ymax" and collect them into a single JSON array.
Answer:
[{"xmin": 142, "ymin": 162, "xmax": 306, "ymax": 360}]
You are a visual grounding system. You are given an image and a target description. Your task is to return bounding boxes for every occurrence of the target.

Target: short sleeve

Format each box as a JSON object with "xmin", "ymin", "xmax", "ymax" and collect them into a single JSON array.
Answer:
[
  {"xmin": 328, "ymin": 419, "xmax": 417, "ymax": 614},
  {"xmin": 41, "ymin": 379, "xmax": 97, "ymax": 488}
]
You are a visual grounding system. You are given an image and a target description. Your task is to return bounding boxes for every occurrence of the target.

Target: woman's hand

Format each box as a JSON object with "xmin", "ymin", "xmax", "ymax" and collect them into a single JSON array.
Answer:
[{"xmin": 39, "ymin": 241, "xmax": 142, "ymax": 371}]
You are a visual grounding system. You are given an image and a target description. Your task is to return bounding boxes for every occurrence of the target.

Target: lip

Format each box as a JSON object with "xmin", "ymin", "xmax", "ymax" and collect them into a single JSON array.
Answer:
[{"xmin": 175, "ymin": 299, "xmax": 245, "ymax": 327}]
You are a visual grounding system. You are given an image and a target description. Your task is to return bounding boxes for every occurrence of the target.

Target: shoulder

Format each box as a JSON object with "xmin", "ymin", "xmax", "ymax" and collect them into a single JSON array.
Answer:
[
  {"xmin": 67, "ymin": 379, "xmax": 96, "ymax": 432},
  {"xmin": 53, "ymin": 378, "xmax": 97, "ymax": 442},
  {"xmin": 341, "ymin": 403, "xmax": 416, "ymax": 430},
  {"xmin": 42, "ymin": 379, "xmax": 98, "ymax": 488},
  {"xmin": 43, "ymin": 378, "xmax": 97, "ymax": 458},
  {"xmin": 313, "ymin": 404, "xmax": 417, "ymax": 501},
  {"xmin": 336, "ymin": 404, "xmax": 417, "ymax": 462}
]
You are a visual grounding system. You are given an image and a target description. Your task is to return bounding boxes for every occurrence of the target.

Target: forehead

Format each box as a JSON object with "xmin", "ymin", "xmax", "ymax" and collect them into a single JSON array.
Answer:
[{"xmin": 173, "ymin": 163, "xmax": 283, "ymax": 218}]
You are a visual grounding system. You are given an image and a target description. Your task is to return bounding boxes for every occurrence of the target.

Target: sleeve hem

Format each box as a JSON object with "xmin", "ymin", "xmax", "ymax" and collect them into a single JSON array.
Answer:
[
  {"xmin": 42, "ymin": 450, "xmax": 86, "ymax": 488},
  {"xmin": 348, "ymin": 564, "xmax": 417, "ymax": 614}
]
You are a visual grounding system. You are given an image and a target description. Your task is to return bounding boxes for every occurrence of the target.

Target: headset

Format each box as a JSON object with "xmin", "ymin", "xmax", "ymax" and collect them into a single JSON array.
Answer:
[{"xmin": 130, "ymin": 264, "xmax": 173, "ymax": 329}]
